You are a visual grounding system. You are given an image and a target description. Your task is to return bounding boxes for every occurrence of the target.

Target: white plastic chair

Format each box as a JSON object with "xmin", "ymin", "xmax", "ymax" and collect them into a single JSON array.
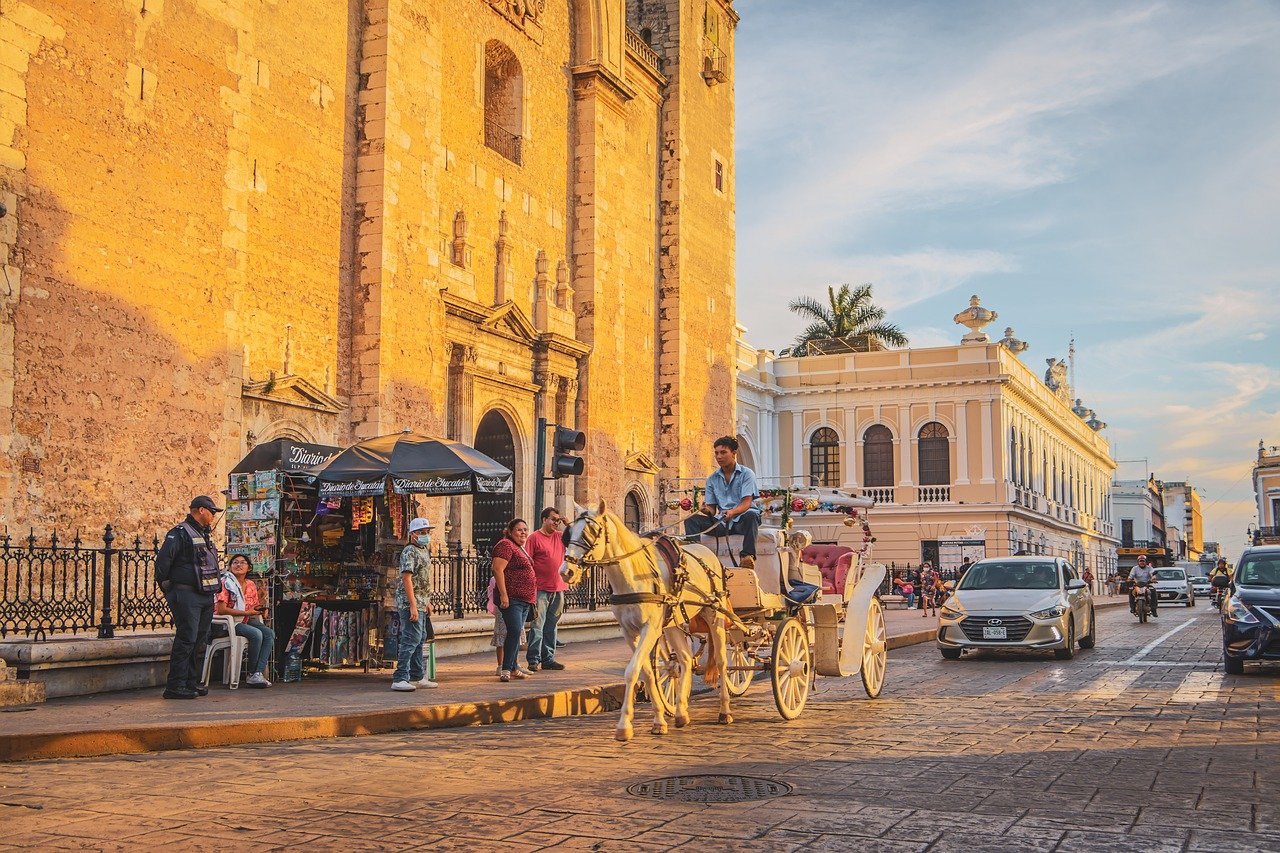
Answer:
[{"xmin": 202, "ymin": 614, "xmax": 248, "ymax": 689}]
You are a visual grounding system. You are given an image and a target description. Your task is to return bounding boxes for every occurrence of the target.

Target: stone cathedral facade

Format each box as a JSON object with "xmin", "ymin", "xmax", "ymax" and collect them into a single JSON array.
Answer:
[{"xmin": 0, "ymin": 0, "xmax": 739, "ymax": 538}]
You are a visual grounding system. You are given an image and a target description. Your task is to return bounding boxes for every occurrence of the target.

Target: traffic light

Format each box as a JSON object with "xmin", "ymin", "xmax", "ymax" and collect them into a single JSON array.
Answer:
[{"xmin": 551, "ymin": 426, "xmax": 586, "ymax": 478}]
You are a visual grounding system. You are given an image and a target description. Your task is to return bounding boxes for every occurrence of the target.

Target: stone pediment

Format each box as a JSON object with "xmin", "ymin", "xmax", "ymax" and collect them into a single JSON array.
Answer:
[
  {"xmin": 624, "ymin": 451, "xmax": 660, "ymax": 475},
  {"xmin": 242, "ymin": 374, "xmax": 344, "ymax": 414},
  {"xmin": 480, "ymin": 301, "xmax": 539, "ymax": 344}
]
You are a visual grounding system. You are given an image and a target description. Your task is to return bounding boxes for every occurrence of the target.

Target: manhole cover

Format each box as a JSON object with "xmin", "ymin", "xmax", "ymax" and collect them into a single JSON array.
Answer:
[{"xmin": 626, "ymin": 774, "xmax": 792, "ymax": 803}]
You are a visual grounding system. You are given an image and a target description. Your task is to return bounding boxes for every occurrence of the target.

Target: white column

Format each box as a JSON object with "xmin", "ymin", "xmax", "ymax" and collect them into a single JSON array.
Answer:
[
  {"xmin": 980, "ymin": 400, "xmax": 995, "ymax": 484},
  {"xmin": 898, "ymin": 407, "xmax": 913, "ymax": 486},
  {"xmin": 955, "ymin": 400, "xmax": 970, "ymax": 485},
  {"xmin": 844, "ymin": 407, "xmax": 858, "ymax": 487},
  {"xmin": 791, "ymin": 411, "xmax": 804, "ymax": 483}
]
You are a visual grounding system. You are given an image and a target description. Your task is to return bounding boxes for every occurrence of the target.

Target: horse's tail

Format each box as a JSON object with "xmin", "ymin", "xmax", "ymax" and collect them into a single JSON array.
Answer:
[{"xmin": 701, "ymin": 619, "xmax": 724, "ymax": 688}]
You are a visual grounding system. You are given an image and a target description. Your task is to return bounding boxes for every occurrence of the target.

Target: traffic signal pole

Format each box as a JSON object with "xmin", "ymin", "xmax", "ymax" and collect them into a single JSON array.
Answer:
[
  {"xmin": 534, "ymin": 417, "xmax": 548, "ymax": 523},
  {"xmin": 534, "ymin": 418, "xmax": 586, "ymax": 523}
]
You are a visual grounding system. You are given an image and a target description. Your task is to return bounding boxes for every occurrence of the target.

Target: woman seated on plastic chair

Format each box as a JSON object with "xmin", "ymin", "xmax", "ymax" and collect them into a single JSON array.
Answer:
[{"xmin": 213, "ymin": 554, "xmax": 275, "ymax": 688}]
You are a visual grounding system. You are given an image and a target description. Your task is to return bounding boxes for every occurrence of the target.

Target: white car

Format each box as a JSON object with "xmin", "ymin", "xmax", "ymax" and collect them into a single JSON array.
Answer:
[
  {"xmin": 1152, "ymin": 567, "xmax": 1195, "ymax": 607},
  {"xmin": 937, "ymin": 556, "xmax": 1096, "ymax": 661},
  {"xmin": 1189, "ymin": 575, "xmax": 1211, "ymax": 597}
]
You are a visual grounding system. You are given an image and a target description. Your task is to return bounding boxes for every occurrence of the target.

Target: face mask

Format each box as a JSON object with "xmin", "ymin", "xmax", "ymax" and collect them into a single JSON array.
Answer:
[{"xmin": 414, "ymin": 534, "xmax": 431, "ymax": 547}]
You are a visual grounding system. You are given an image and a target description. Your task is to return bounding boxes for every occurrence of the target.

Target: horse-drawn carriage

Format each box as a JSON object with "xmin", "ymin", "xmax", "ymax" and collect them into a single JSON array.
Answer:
[{"xmin": 561, "ymin": 488, "xmax": 888, "ymax": 741}]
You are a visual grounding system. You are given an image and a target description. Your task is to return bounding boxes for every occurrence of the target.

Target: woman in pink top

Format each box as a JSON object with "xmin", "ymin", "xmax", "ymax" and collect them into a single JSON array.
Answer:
[
  {"xmin": 214, "ymin": 554, "xmax": 275, "ymax": 688},
  {"xmin": 491, "ymin": 518, "xmax": 537, "ymax": 682}
]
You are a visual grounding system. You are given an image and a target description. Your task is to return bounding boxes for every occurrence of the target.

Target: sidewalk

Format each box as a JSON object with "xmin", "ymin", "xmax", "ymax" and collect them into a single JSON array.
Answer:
[{"xmin": 0, "ymin": 595, "xmax": 1130, "ymax": 762}]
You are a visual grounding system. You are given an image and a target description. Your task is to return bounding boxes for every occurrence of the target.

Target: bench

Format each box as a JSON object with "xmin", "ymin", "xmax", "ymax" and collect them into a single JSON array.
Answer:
[{"xmin": 878, "ymin": 594, "xmax": 910, "ymax": 609}]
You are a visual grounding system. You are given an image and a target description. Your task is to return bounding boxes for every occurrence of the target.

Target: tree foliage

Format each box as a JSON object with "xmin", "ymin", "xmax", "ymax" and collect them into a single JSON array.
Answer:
[{"xmin": 787, "ymin": 283, "xmax": 908, "ymax": 356}]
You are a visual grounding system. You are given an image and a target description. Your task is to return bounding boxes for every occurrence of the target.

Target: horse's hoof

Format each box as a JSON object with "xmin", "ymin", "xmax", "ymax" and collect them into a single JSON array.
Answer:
[
  {"xmin": 718, "ymin": 713, "xmax": 733, "ymax": 725},
  {"xmin": 674, "ymin": 715, "xmax": 690, "ymax": 728},
  {"xmin": 616, "ymin": 727, "xmax": 633, "ymax": 742},
  {"xmin": 652, "ymin": 724, "xmax": 668, "ymax": 736}
]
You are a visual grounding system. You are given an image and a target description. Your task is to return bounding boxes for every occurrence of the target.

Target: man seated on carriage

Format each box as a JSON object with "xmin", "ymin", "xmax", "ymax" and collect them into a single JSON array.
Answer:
[{"xmin": 683, "ymin": 436, "xmax": 761, "ymax": 570}]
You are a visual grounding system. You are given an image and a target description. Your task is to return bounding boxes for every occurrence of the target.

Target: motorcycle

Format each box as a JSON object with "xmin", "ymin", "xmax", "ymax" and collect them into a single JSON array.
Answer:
[
  {"xmin": 1210, "ymin": 575, "xmax": 1231, "ymax": 608},
  {"xmin": 1131, "ymin": 581, "xmax": 1153, "ymax": 623}
]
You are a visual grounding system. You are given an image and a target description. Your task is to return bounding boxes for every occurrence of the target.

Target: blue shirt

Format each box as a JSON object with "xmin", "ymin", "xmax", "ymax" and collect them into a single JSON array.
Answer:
[{"xmin": 705, "ymin": 464, "xmax": 760, "ymax": 516}]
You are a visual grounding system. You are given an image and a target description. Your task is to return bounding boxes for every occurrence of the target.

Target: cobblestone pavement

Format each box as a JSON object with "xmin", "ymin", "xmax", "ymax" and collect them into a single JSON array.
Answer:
[{"xmin": 2, "ymin": 604, "xmax": 1276, "ymax": 852}]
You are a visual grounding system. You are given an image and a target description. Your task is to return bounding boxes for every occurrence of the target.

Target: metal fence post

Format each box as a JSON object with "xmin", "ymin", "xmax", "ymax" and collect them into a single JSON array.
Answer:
[
  {"xmin": 450, "ymin": 540, "xmax": 465, "ymax": 619},
  {"xmin": 98, "ymin": 524, "xmax": 115, "ymax": 639}
]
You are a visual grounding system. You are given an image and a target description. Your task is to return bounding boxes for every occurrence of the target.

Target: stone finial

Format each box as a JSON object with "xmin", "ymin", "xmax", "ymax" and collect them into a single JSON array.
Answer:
[
  {"xmin": 998, "ymin": 326, "xmax": 1028, "ymax": 355},
  {"xmin": 1087, "ymin": 415, "xmax": 1107, "ymax": 432},
  {"xmin": 954, "ymin": 294, "xmax": 998, "ymax": 344}
]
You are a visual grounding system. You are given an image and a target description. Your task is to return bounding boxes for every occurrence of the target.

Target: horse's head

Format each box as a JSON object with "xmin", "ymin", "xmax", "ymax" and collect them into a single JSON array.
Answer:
[{"xmin": 561, "ymin": 500, "xmax": 610, "ymax": 586}]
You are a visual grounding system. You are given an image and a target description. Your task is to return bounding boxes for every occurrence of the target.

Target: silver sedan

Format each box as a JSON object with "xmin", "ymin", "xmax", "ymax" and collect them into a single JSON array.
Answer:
[{"xmin": 937, "ymin": 556, "xmax": 1096, "ymax": 661}]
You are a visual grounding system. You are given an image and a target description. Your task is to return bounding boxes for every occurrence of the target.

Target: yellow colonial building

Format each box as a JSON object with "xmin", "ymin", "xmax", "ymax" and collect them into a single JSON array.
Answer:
[
  {"xmin": 736, "ymin": 296, "xmax": 1120, "ymax": 578},
  {"xmin": 1252, "ymin": 441, "xmax": 1280, "ymax": 546},
  {"xmin": 0, "ymin": 0, "xmax": 740, "ymax": 539}
]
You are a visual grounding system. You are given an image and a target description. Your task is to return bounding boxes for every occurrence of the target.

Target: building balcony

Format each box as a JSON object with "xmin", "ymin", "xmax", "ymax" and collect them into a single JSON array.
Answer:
[
  {"xmin": 484, "ymin": 120, "xmax": 522, "ymax": 165},
  {"xmin": 1253, "ymin": 526, "xmax": 1280, "ymax": 545},
  {"xmin": 916, "ymin": 485, "xmax": 952, "ymax": 504},
  {"xmin": 861, "ymin": 486, "xmax": 895, "ymax": 505}
]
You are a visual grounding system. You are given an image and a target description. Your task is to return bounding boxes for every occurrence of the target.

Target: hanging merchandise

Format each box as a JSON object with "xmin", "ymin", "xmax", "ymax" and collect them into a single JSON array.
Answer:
[
  {"xmin": 351, "ymin": 497, "xmax": 375, "ymax": 527},
  {"xmin": 388, "ymin": 494, "xmax": 406, "ymax": 540}
]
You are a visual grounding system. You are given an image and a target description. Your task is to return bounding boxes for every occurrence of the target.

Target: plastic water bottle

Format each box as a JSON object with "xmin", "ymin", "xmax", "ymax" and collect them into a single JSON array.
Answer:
[{"xmin": 283, "ymin": 650, "xmax": 302, "ymax": 683}]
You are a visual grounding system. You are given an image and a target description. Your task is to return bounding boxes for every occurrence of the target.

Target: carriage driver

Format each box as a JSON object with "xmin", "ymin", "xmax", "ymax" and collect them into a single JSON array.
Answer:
[{"xmin": 683, "ymin": 436, "xmax": 761, "ymax": 570}]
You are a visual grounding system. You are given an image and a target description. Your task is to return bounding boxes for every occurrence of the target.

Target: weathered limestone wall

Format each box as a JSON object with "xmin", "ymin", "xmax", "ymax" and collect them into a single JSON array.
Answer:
[{"xmin": 0, "ymin": 0, "xmax": 738, "ymax": 535}]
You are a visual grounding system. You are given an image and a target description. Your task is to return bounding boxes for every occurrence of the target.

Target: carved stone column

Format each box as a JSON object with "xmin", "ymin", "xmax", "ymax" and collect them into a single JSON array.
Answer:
[{"xmin": 447, "ymin": 343, "xmax": 477, "ymax": 536}]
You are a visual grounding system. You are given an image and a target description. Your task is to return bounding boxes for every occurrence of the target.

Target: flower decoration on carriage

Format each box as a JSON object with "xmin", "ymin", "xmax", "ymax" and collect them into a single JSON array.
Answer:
[
  {"xmin": 804, "ymin": 499, "xmax": 820, "ymax": 512},
  {"xmin": 790, "ymin": 497, "xmax": 805, "ymax": 512},
  {"xmin": 679, "ymin": 497, "xmax": 693, "ymax": 511}
]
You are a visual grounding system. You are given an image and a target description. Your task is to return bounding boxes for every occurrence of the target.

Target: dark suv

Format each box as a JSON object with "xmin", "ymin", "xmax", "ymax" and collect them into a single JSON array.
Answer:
[{"xmin": 1220, "ymin": 545, "xmax": 1280, "ymax": 675}]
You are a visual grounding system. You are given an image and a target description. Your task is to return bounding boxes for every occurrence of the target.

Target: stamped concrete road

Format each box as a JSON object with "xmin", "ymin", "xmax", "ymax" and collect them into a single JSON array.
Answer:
[{"xmin": 1, "ymin": 605, "xmax": 1276, "ymax": 852}]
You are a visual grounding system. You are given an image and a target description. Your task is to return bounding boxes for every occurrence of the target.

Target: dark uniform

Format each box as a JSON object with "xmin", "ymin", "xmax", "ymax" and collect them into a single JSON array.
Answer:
[{"xmin": 155, "ymin": 507, "xmax": 222, "ymax": 697}]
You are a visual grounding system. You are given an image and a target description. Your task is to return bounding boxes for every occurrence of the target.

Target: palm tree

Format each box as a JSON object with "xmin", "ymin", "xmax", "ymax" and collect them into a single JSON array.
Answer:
[{"xmin": 787, "ymin": 283, "xmax": 908, "ymax": 356}]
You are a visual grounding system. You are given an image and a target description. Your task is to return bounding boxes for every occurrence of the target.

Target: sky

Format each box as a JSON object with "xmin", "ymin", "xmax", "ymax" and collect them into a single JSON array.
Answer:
[{"xmin": 732, "ymin": 0, "xmax": 1280, "ymax": 555}]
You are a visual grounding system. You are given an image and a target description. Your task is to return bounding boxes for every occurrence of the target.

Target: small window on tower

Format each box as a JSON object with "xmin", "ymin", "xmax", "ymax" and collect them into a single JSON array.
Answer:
[{"xmin": 714, "ymin": 159, "xmax": 724, "ymax": 193}]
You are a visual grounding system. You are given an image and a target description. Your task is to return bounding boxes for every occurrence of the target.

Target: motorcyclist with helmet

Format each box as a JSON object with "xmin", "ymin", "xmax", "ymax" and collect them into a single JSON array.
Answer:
[
  {"xmin": 1209, "ymin": 558, "xmax": 1232, "ymax": 606},
  {"xmin": 1127, "ymin": 555, "xmax": 1159, "ymax": 619}
]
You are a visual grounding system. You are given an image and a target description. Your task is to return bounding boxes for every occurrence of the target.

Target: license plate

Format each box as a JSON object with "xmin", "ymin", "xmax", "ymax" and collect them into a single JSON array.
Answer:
[
  {"xmin": 982, "ymin": 626, "xmax": 1007, "ymax": 639},
  {"xmin": 1160, "ymin": 592, "xmax": 1175, "ymax": 599}
]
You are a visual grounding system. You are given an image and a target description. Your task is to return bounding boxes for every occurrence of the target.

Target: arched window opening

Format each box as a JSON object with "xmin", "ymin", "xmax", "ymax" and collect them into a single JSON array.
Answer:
[
  {"xmin": 809, "ymin": 427, "xmax": 840, "ymax": 487},
  {"xmin": 918, "ymin": 422, "xmax": 950, "ymax": 486},
  {"xmin": 1009, "ymin": 427, "xmax": 1018, "ymax": 484},
  {"xmin": 736, "ymin": 435, "xmax": 755, "ymax": 470},
  {"xmin": 862, "ymin": 425, "xmax": 894, "ymax": 487},
  {"xmin": 484, "ymin": 41, "xmax": 523, "ymax": 164},
  {"xmin": 624, "ymin": 489, "xmax": 644, "ymax": 533}
]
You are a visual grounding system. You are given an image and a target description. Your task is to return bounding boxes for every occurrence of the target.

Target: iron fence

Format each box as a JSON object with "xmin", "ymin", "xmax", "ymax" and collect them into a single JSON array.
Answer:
[{"xmin": 1, "ymin": 527, "xmax": 612, "ymax": 641}]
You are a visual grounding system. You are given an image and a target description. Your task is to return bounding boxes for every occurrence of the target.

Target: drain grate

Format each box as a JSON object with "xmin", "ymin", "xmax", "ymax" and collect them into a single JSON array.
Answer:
[{"xmin": 626, "ymin": 774, "xmax": 792, "ymax": 803}]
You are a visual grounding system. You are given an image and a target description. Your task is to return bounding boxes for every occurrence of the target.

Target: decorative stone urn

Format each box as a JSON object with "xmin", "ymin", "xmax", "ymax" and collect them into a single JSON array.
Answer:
[
  {"xmin": 998, "ymin": 326, "xmax": 1029, "ymax": 355},
  {"xmin": 954, "ymin": 295, "xmax": 998, "ymax": 344}
]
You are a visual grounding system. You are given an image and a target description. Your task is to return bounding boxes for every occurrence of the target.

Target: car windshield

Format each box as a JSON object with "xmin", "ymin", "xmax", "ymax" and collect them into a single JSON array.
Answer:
[
  {"xmin": 1236, "ymin": 557, "xmax": 1280, "ymax": 587},
  {"xmin": 1153, "ymin": 569, "xmax": 1185, "ymax": 581},
  {"xmin": 958, "ymin": 562, "xmax": 1059, "ymax": 590}
]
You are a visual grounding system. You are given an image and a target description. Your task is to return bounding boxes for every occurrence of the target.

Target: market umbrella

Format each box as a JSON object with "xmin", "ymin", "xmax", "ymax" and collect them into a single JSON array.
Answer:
[{"xmin": 311, "ymin": 431, "xmax": 514, "ymax": 498}]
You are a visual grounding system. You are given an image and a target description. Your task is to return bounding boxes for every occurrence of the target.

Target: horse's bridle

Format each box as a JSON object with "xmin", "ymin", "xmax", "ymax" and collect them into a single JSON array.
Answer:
[{"xmin": 565, "ymin": 511, "xmax": 656, "ymax": 569}]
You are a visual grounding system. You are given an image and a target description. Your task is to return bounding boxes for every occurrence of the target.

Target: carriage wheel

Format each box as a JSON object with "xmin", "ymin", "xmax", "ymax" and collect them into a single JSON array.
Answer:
[
  {"xmin": 648, "ymin": 636, "xmax": 682, "ymax": 712},
  {"xmin": 725, "ymin": 641, "xmax": 754, "ymax": 697},
  {"xmin": 770, "ymin": 616, "xmax": 811, "ymax": 720},
  {"xmin": 860, "ymin": 597, "xmax": 887, "ymax": 699}
]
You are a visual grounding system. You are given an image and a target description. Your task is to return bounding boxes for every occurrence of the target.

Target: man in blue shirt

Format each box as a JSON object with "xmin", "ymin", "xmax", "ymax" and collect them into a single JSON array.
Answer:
[{"xmin": 683, "ymin": 436, "xmax": 762, "ymax": 569}]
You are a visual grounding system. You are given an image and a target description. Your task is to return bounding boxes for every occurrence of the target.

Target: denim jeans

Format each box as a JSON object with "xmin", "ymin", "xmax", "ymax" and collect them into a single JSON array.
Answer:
[
  {"xmin": 498, "ymin": 599, "xmax": 533, "ymax": 673},
  {"xmin": 164, "ymin": 585, "xmax": 214, "ymax": 692},
  {"xmin": 904, "ymin": 592, "xmax": 916, "ymax": 609},
  {"xmin": 234, "ymin": 621, "xmax": 276, "ymax": 676},
  {"xmin": 393, "ymin": 608, "xmax": 425, "ymax": 683},
  {"xmin": 683, "ymin": 510, "xmax": 762, "ymax": 557},
  {"xmin": 527, "ymin": 590, "xmax": 564, "ymax": 667}
]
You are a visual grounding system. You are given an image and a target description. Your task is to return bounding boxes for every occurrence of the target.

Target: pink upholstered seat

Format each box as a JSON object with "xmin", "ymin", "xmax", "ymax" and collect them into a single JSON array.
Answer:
[{"xmin": 802, "ymin": 544, "xmax": 855, "ymax": 595}]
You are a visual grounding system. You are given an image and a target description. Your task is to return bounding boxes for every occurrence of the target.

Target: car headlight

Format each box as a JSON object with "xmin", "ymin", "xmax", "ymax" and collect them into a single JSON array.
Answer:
[
  {"xmin": 1224, "ymin": 597, "xmax": 1259, "ymax": 624},
  {"xmin": 940, "ymin": 601, "xmax": 963, "ymax": 619},
  {"xmin": 1030, "ymin": 604, "xmax": 1066, "ymax": 620}
]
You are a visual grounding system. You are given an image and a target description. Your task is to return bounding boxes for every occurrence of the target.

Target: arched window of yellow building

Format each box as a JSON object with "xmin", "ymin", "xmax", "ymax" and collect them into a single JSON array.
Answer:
[
  {"xmin": 809, "ymin": 427, "xmax": 840, "ymax": 487},
  {"xmin": 918, "ymin": 422, "xmax": 950, "ymax": 486},
  {"xmin": 863, "ymin": 425, "xmax": 894, "ymax": 487},
  {"xmin": 484, "ymin": 41, "xmax": 523, "ymax": 164}
]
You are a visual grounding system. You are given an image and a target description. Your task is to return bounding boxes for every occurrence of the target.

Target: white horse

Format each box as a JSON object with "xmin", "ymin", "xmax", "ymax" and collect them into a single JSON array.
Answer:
[{"xmin": 560, "ymin": 501, "xmax": 734, "ymax": 742}]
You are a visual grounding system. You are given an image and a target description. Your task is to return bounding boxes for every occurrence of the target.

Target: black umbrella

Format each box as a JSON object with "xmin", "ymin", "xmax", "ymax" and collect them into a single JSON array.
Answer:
[{"xmin": 313, "ymin": 431, "xmax": 514, "ymax": 498}]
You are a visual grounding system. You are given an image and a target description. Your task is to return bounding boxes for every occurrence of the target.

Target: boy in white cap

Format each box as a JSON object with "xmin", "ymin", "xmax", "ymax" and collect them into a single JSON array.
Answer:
[{"xmin": 392, "ymin": 517, "xmax": 438, "ymax": 691}]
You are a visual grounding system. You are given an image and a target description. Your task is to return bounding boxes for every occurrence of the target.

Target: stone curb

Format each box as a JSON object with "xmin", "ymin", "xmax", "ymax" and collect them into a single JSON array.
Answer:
[{"xmin": 0, "ymin": 601, "xmax": 1132, "ymax": 763}]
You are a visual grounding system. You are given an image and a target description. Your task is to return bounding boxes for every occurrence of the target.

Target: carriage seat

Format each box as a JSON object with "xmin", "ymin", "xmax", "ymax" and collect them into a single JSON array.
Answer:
[{"xmin": 802, "ymin": 544, "xmax": 856, "ymax": 595}]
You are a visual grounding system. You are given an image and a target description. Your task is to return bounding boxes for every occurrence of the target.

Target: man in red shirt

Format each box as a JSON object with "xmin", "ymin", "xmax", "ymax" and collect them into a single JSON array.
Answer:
[{"xmin": 525, "ymin": 506, "xmax": 568, "ymax": 671}]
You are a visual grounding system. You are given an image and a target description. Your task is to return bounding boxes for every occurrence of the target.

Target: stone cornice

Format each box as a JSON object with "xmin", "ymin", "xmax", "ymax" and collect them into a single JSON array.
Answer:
[{"xmin": 571, "ymin": 62, "xmax": 636, "ymax": 104}]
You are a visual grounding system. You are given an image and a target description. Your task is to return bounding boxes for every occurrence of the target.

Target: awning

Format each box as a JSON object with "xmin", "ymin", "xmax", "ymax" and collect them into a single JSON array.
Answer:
[{"xmin": 230, "ymin": 439, "xmax": 343, "ymax": 475}]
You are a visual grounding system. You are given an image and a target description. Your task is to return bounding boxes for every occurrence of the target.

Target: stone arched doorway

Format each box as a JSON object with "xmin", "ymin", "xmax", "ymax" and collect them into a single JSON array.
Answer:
[{"xmin": 472, "ymin": 410, "xmax": 517, "ymax": 551}]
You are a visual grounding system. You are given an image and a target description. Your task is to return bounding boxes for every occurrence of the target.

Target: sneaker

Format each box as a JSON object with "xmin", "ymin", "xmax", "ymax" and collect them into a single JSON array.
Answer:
[
  {"xmin": 511, "ymin": 668, "xmax": 530, "ymax": 680},
  {"xmin": 495, "ymin": 666, "xmax": 504, "ymax": 677},
  {"xmin": 528, "ymin": 662, "xmax": 542, "ymax": 672},
  {"xmin": 391, "ymin": 680, "xmax": 417, "ymax": 692},
  {"xmin": 499, "ymin": 671, "xmax": 511, "ymax": 682},
  {"xmin": 416, "ymin": 678, "xmax": 439, "ymax": 688},
  {"xmin": 192, "ymin": 685, "xmax": 209, "ymax": 696},
  {"xmin": 542, "ymin": 660, "xmax": 566, "ymax": 671},
  {"xmin": 246, "ymin": 673, "xmax": 271, "ymax": 688},
  {"xmin": 555, "ymin": 641, "xmax": 566, "ymax": 648}
]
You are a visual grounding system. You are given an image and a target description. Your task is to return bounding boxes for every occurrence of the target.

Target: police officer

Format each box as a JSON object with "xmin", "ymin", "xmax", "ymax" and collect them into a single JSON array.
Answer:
[{"xmin": 155, "ymin": 496, "xmax": 224, "ymax": 699}]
